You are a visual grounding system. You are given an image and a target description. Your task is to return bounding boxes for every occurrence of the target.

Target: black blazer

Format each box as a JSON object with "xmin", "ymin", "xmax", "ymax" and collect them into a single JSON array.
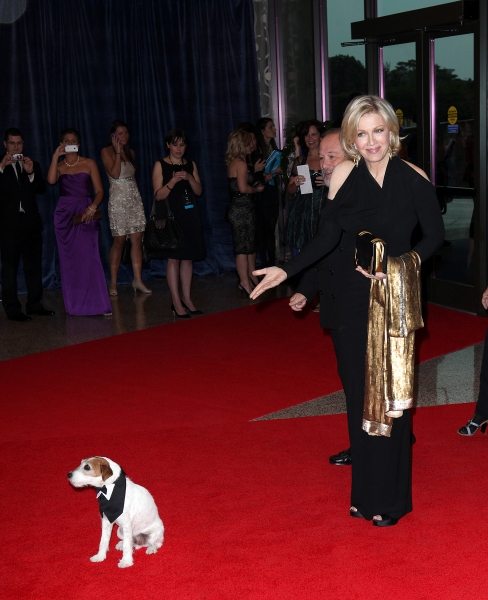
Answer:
[{"xmin": 0, "ymin": 158, "xmax": 46, "ymax": 232}]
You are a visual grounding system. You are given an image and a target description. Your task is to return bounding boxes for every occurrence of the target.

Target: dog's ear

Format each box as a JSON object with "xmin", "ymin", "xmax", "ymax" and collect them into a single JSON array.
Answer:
[{"xmin": 100, "ymin": 461, "xmax": 113, "ymax": 481}]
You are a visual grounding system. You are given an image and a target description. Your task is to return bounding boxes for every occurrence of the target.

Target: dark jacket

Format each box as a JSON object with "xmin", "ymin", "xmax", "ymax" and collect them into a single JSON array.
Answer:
[{"xmin": 0, "ymin": 158, "xmax": 46, "ymax": 232}]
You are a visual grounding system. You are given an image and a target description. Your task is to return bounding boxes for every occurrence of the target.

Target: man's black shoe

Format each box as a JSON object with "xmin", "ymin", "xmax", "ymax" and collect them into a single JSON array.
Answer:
[
  {"xmin": 26, "ymin": 308, "xmax": 55, "ymax": 316},
  {"xmin": 8, "ymin": 312, "xmax": 32, "ymax": 322},
  {"xmin": 329, "ymin": 448, "xmax": 352, "ymax": 466}
]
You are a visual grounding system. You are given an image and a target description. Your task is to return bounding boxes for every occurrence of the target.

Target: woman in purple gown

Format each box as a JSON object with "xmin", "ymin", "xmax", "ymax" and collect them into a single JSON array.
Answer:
[{"xmin": 47, "ymin": 129, "xmax": 112, "ymax": 316}]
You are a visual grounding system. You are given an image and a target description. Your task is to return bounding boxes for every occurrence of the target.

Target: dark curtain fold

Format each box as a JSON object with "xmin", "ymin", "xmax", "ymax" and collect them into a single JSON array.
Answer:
[{"xmin": 0, "ymin": 0, "xmax": 260, "ymax": 292}]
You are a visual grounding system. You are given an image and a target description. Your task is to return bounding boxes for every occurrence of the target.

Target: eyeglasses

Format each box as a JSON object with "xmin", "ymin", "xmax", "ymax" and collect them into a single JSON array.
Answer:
[{"xmin": 6, "ymin": 140, "xmax": 24, "ymax": 146}]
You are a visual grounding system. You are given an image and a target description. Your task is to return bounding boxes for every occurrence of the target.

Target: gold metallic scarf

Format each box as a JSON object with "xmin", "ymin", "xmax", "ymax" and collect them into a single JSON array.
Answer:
[{"xmin": 362, "ymin": 250, "xmax": 423, "ymax": 437}]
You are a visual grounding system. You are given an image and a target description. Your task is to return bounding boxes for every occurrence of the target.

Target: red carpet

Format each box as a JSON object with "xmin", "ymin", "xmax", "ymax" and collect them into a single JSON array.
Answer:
[{"xmin": 1, "ymin": 301, "xmax": 487, "ymax": 599}]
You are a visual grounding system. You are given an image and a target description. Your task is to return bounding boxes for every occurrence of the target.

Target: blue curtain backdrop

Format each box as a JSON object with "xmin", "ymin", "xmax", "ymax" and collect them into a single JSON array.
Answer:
[{"xmin": 0, "ymin": 0, "xmax": 261, "ymax": 291}]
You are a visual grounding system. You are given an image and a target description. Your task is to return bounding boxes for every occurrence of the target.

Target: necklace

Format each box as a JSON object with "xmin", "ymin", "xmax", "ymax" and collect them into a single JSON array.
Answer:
[
  {"xmin": 169, "ymin": 156, "xmax": 184, "ymax": 166},
  {"xmin": 64, "ymin": 156, "xmax": 80, "ymax": 168}
]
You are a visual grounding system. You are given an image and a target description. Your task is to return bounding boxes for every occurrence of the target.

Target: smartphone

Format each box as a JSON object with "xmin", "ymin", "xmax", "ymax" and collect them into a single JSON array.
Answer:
[
  {"xmin": 65, "ymin": 145, "xmax": 79, "ymax": 153},
  {"xmin": 12, "ymin": 154, "xmax": 23, "ymax": 161},
  {"xmin": 172, "ymin": 164, "xmax": 184, "ymax": 172}
]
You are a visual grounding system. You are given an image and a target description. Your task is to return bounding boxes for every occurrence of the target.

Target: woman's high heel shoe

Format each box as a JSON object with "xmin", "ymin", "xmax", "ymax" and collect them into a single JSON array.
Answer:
[
  {"xmin": 372, "ymin": 515, "xmax": 398, "ymax": 527},
  {"xmin": 350, "ymin": 507, "xmax": 364, "ymax": 519},
  {"xmin": 238, "ymin": 284, "xmax": 250, "ymax": 298},
  {"xmin": 457, "ymin": 413, "xmax": 488, "ymax": 436},
  {"xmin": 181, "ymin": 300, "xmax": 204, "ymax": 315},
  {"xmin": 132, "ymin": 281, "xmax": 152, "ymax": 295},
  {"xmin": 171, "ymin": 304, "xmax": 190, "ymax": 319}
]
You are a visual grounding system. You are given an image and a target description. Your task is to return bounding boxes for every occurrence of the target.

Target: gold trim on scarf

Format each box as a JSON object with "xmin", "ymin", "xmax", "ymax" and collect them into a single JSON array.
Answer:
[{"xmin": 362, "ymin": 250, "xmax": 423, "ymax": 437}]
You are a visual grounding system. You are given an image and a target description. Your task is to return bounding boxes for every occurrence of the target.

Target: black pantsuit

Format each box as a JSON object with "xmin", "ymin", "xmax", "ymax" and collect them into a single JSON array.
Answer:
[
  {"xmin": 285, "ymin": 157, "xmax": 444, "ymax": 520},
  {"xmin": 0, "ymin": 159, "xmax": 46, "ymax": 318},
  {"xmin": 475, "ymin": 328, "xmax": 488, "ymax": 420}
]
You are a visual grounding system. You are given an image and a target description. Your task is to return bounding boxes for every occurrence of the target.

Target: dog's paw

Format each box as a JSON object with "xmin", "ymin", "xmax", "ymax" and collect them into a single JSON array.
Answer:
[
  {"xmin": 90, "ymin": 553, "xmax": 107, "ymax": 563},
  {"xmin": 146, "ymin": 546, "xmax": 159, "ymax": 555},
  {"xmin": 118, "ymin": 557, "xmax": 134, "ymax": 568},
  {"xmin": 115, "ymin": 541, "xmax": 123, "ymax": 551}
]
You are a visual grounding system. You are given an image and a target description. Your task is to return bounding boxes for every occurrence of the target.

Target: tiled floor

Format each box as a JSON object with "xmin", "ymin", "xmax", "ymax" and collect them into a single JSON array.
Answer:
[{"xmin": 0, "ymin": 273, "xmax": 294, "ymax": 361}]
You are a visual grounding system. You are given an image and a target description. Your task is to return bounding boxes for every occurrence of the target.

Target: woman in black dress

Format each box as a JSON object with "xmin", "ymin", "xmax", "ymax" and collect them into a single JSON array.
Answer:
[
  {"xmin": 226, "ymin": 129, "xmax": 265, "ymax": 296},
  {"xmin": 251, "ymin": 96, "xmax": 444, "ymax": 526},
  {"xmin": 255, "ymin": 118, "xmax": 282, "ymax": 268},
  {"xmin": 152, "ymin": 129, "xmax": 205, "ymax": 318}
]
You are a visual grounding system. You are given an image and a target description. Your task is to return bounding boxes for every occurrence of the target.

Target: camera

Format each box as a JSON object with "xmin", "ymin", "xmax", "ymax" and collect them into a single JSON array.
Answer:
[
  {"xmin": 12, "ymin": 154, "xmax": 23, "ymax": 161},
  {"xmin": 65, "ymin": 145, "xmax": 79, "ymax": 153}
]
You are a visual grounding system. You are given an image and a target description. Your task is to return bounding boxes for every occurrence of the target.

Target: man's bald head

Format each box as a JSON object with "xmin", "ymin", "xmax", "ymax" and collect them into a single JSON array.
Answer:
[{"xmin": 319, "ymin": 129, "xmax": 345, "ymax": 186}]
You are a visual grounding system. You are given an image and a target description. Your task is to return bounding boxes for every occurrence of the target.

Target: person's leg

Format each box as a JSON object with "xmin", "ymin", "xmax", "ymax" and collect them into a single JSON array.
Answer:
[
  {"xmin": 23, "ymin": 230, "xmax": 44, "ymax": 312},
  {"xmin": 129, "ymin": 231, "xmax": 151, "ymax": 293},
  {"xmin": 109, "ymin": 235, "xmax": 125, "ymax": 294},
  {"xmin": 475, "ymin": 329, "xmax": 488, "ymax": 420},
  {"xmin": 166, "ymin": 258, "xmax": 185, "ymax": 314},
  {"xmin": 180, "ymin": 260, "xmax": 200, "ymax": 310},
  {"xmin": 236, "ymin": 254, "xmax": 251, "ymax": 294},
  {"xmin": 0, "ymin": 230, "xmax": 23, "ymax": 317},
  {"xmin": 248, "ymin": 253, "xmax": 258, "ymax": 287}
]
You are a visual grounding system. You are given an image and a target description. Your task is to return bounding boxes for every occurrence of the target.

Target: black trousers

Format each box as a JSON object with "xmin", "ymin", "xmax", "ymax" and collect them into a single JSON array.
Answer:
[
  {"xmin": 475, "ymin": 328, "xmax": 488, "ymax": 420},
  {"xmin": 256, "ymin": 185, "xmax": 279, "ymax": 268},
  {"xmin": 330, "ymin": 320, "xmax": 413, "ymax": 521},
  {"xmin": 0, "ymin": 226, "xmax": 43, "ymax": 317}
]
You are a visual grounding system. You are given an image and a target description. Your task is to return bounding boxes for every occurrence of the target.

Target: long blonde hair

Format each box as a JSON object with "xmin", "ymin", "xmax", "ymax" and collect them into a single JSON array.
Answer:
[{"xmin": 225, "ymin": 129, "xmax": 252, "ymax": 166}]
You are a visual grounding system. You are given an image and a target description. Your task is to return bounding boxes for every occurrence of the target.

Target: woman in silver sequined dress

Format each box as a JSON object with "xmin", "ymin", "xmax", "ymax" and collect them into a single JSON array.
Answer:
[{"xmin": 101, "ymin": 120, "xmax": 151, "ymax": 296}]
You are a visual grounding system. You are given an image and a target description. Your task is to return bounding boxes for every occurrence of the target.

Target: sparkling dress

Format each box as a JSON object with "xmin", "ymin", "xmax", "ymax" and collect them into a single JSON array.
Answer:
[
  {"xmin": 107, "ymin": 161, "xmax": 146, "ymax": 237},
  {"xmin": 54, "ymin": 173, "xmax": 112, "ymax": 316},
  {"xmin": 227, "ymin": 173, "xmax": 256, "ymax": 255}
]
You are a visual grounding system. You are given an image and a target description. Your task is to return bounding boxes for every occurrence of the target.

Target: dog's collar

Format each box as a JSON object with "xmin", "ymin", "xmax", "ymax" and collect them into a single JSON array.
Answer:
[{"xmin": 94, "ymin": 471, "xmax": 126, "ymax": 523}]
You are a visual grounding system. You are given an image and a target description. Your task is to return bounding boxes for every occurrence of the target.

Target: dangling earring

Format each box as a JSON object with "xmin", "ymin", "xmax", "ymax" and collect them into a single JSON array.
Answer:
[
  {"xmin": 388, "ymin": 147, "xmax": 393, "ymax": 159},
  {"xmin": 353, "ymin": 152, "xmax": 360, "ymax": 167}
]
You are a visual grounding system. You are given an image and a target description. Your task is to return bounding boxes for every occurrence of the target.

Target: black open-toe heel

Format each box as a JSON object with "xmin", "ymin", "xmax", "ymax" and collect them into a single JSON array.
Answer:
[
  {"xmin": 457, "ymin": 413, "xmax": 488, "ymax": 436},
  {"xmin": 372, "ymin": 515, "xmax": 398, "ymax": 527},
  {"xmin": 350, "ymin": 507, "xmax": 364, "ymax": 519}
]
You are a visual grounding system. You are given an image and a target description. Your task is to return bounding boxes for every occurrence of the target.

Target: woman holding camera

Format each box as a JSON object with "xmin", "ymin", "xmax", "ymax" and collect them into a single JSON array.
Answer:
[
  {"xmin": 47, "ymin": 128, "xmax": 111, "ymax": 316},
  {"xmin": 284, "ymin": 120, "xmax": 327, "ymax": 252},
  {"xmin": 152, "ymin": 128, "xmax": 204, "ymax": 318},
  {"xmin": 101, "ymin": 120, "xmax": 150, "ymax": 296}
]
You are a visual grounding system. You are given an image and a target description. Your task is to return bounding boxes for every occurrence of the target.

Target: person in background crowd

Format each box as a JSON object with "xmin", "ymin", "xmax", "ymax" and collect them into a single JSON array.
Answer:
[
  {"xmin": 48, "ymin": 128, "xmax": 111, "ymax": 316},
  {"xmin": 225, "ymin": 129, "xmax": 265, "ymax": 296},
  {"xmin": 255, "ymin": 117, "xmax": 282, "ymax": 268},
  {"xmin": 284, "ymin": 120, "xmax": 327, "ymax": 253},
  {"xmin": 0, "ymin": 127, "xmax": 54, "ymax": 321},
  {"xmin": 457, "ymin": 286, "xmax": 488, "ymax": 436},
  {"xmin": 101, "ymin": 120, "xmax": 150, "ymax": 296},
  {"xmin": 152, "ymin": 128, "xmax": 205, "ymax": 318}
]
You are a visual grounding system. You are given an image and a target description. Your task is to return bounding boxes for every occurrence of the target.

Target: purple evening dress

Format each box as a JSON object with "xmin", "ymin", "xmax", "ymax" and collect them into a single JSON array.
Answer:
[{"xmin": 54, "ymin": 173, "xmax": 112, "ymax": 315}]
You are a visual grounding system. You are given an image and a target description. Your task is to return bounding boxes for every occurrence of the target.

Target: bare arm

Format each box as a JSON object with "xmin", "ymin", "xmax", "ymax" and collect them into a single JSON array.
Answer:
[
  {"xmin": 47, "ymin": 144, "xmax": 66, "ymax": 185},
  {"xmin": 101, "ymin": 145, "xmax": 122, "ymax": 180},
  {"xmin": 81, "ymin": 159, "xmax": 103, "ymax": 222}
]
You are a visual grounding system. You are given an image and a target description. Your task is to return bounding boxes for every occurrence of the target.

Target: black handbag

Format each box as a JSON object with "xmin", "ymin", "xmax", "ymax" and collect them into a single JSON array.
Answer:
[
  {"xmin": 144, "ymin": 199, "xmax": 184, "ymax": 252},
  {"xmin": 355, "ymin": 231, "xmax": 387, "ymax": 275},
  {"xmin": 121, "ymin": 235, "xmax": 150, "ymax": 264}
]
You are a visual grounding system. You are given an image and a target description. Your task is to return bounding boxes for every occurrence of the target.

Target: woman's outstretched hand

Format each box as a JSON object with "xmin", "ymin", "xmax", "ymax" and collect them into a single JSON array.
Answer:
[{"xmin": 250, "ymin": 267, "xmax": 287, "ymax": 299}]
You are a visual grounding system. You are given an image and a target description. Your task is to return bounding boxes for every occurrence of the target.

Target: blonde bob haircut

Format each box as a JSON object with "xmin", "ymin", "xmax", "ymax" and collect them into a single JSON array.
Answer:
[
  {"xmin": 340, "ymin": 95, "xmax": 402, "ymax": 161},
  {"xmin": 225, "ymin": 129, "xmax": 253, "ymax": 166}
]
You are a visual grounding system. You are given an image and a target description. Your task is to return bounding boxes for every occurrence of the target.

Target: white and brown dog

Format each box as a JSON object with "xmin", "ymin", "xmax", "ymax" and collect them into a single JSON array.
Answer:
[{"xmin": 68, "ymin": 456, "xmax": 164, "ymax": 568}]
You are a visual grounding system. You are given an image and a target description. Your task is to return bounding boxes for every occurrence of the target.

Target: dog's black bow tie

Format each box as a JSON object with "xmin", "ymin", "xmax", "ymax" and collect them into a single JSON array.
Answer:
[{"xmin": 94, "ymin": 473, "xmax": 126, "ymax": 523}]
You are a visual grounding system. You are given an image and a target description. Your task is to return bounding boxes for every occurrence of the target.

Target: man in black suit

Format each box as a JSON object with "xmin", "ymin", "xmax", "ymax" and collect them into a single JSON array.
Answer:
[{"xmin": 0, "ymin": 127, "xmax": 54, "ymax": 321}]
